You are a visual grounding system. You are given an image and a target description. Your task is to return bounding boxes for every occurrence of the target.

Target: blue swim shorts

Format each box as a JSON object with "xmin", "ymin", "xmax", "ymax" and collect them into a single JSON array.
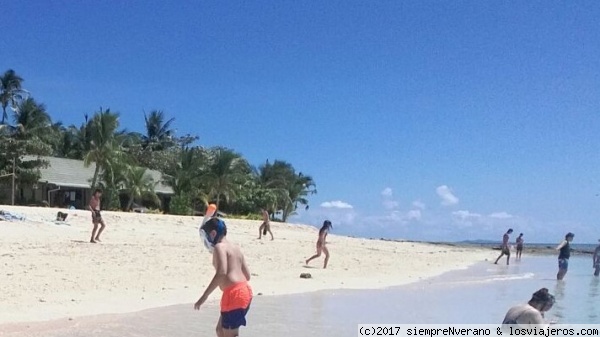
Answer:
[
  {"xmin": 558, "ymin": 258, "xmax": 569, "ymax": 270},
  {"xmin": 220, "ymin": 282, "xmax": 253, "ymax": 330}
]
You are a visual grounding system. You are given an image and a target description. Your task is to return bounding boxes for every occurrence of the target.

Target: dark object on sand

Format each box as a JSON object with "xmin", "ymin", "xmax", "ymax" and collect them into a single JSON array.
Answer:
[
  {"xmin": 56, "ymin": 211, "xmax": 68, "ymax": 222},
  {"xmin": 300, "ymin": 273, "xmax": 312, "ymax": 279}
]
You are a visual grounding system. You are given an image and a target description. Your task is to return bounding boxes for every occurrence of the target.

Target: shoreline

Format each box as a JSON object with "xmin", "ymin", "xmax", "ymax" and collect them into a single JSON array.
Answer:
[
  {"xmin": 4, "ymin": 255, "xmax": 595, "ymax": 336},
  {"xmin": 0, "ymin": 259, "xmax": 493, "ymax": 335},
  {"xmin": 1, "ymin": 205, "xmax": 493, "ymax": 325}
]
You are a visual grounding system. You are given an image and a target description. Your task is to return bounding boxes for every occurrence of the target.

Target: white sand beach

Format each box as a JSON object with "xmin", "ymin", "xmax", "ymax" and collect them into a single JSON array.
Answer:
[{"xmin": 0, "ymin": 205, "xmax": 492, "ymax": 324}]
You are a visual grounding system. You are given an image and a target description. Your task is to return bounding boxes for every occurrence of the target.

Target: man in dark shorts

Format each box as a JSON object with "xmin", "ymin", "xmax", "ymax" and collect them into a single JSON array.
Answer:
[
  {"xmin": 88, "ymin": 189, "xmax": 106, "ymax": 243},
  {"xmin": 495, "ymin": 228, "xmax": 513, "ymax": 265}
]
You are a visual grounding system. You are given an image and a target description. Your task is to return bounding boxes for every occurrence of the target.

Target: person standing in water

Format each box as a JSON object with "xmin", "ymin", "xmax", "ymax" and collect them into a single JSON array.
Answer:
[
  {"xmin": 258, "ymin": 209, "xmax": 274, "ymax": 240},
  {"xmin": 516, "ymin": 233, "xmax": 524, "ymax": 260},
  {"xmin": 495, "ymin": 228, "xmax": 513, "ymax": 265},
  {"xmin": 88, "ymin": 189, "xmax": 106, "ymax": 243},
  {"xmin": 556, "ymin": 232, "xmax": 574, "ymax": 280},
  {"xmin": 502, "ymin": 287, "xmax": 555, "ymax": 327},
  {"xmin": 593, "ymin": 240, "xmax": 600, "ymax": 277},
  {"xmin": 196, "ymin": 217, "xmax": 253, "ymax": 337},
  {"xmin": 306, "ymin": 220, "xmax": 333, "ymax": 269}
]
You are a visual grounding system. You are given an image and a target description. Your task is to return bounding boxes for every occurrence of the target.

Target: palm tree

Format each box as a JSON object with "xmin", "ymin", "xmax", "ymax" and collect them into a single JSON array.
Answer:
[
  {"xmin": 1, "ymin": 69, "xmax": 27, "ymax": 124},
  {"xmin": 83, "ymin": 108, "xmax": 122, "ymax": 188},
  {"xmin": 121, "ymin": 165, "xmax": 160, "ymax": 211},
  {"xmin": 202, "ymin": 147, "xmax": 249, "ymax": 209},
  {"xmin": 282, "ymin": 172, "xmax": 316, "ymax": 221},
  {"xmin": 257, "ymin": 160, "xmax": 317, "ymax": 221},
  {"xmin": 12, "ymin": 98, "xmax": 52, "ymax": 140},
  {"xmin": 142, "ymin": 110, "xmax": 175, "ymax": 151},
  {"xmin": 68, "ymin": 115, "xmax": 94, "ymax": 160},
  {"xmin": 165, "ymin": 146, "xmax": 206, "ymax": 195}
]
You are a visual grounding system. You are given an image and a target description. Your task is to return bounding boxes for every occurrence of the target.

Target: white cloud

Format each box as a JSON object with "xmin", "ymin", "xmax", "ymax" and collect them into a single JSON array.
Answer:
[
  {"xmin": 381, "ymin": 187, "xmax": 400, "ymax": 210},
  {"xmin": 436, "ymin": 185, "xmax": 459, "ymax": 206},
  {"xmin": 489, "ymin": 212, "xmax": 513, "ymax": 219},
  {"xmin": 452, "ymin": 210, "xmax": 481, "ymax": 220},
  {"xmin": 383, "ymin": 200, "xmax": 400, "ymax": 210},
  {"xmin": 320, "ymin": 200, "xmax": 354, "ymax": 209},
  {"xmin": 381, "ymin": 187, "xmax": 393, "ymax": 197},
  {"xmin": 406, "ymin": 209, "xmax": 422, "ymax": 220},
  {"xmin": 412, "ymin": 200, "xmax": 426, "ymax": 210}
]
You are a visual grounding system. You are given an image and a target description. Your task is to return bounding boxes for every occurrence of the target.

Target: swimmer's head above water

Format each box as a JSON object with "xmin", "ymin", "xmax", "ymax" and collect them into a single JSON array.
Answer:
[
  {"xmin": 529, "ymin": 288, "xmax": 555, "ymax": 312},
  {"xmin": 200, "ymin": 217, "xmax": 227, "ymax": 253}
]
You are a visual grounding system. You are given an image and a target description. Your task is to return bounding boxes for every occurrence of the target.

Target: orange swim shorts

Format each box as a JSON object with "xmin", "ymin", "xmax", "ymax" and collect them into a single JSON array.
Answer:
[{"xmin": 220, "ymin": 282, "xmax": 253, "ymax": 329}]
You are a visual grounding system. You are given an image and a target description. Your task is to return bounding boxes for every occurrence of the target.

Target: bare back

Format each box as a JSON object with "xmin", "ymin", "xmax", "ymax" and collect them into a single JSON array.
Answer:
[
  {"xmin": 503, "ymin": 304, "xmax": 547, "ymax": 327},
  {"xmin": 502, "ymin": 233, "xmax": 510, "ymax": 248},
  {"xmin": 213, "ymin": 239, "xmax": 250, "ymax": 290}
]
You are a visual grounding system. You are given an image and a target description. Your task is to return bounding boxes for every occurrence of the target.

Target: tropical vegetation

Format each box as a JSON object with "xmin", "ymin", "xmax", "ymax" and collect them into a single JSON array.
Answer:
[{"xmin": 0, "ymin": 69, "xmax": 316, "ymax": 220}]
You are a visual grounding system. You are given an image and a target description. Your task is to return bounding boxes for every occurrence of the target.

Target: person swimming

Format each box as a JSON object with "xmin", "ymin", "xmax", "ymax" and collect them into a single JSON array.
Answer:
[
  {"xmin": 305, "ymin": 220, "xmax": 333, "ymax": 269},
  {"xmin": 502, "ymin": 288, "xmax": 555, "ymax": 328}
]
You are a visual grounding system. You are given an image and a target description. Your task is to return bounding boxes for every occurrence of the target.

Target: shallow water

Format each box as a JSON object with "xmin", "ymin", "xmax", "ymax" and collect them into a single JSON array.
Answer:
[{"xmin": 2, "ymin": 255, "xmax": 596, "ymax": 336}]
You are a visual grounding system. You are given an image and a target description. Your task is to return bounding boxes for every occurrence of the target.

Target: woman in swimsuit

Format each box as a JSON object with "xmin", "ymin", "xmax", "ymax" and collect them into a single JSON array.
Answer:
[
  {"xmin": 502, "ymin": 288, "xmax": 555, "ymax": 327},
  {"xmin": 305, "ymin": 220, "xmax": 332, "ymax": 269},
  {"xmin": 556, "ymin": 232, "xmax": 574, "ymax": 280}
]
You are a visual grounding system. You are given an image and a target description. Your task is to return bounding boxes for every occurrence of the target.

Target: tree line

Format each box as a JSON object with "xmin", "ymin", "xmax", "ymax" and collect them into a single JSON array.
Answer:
[{"xmin": 0, "ymin": 69, "xmax": 316, "ymax": 221}]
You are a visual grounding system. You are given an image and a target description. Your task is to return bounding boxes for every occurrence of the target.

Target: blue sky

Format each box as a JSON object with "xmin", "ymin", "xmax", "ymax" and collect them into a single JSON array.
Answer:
[{"xmin": 2, "ymin": 1, "xmax": 600, "ymax": 243}]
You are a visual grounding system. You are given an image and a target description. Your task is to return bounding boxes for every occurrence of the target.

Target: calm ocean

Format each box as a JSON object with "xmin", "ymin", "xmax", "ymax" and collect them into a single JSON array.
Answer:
[{"xmin": 2, "ymin": 255, "xmax": 597, "ymax": 337}]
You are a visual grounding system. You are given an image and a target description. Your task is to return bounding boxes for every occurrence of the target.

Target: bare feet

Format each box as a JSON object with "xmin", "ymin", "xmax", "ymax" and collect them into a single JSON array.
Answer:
[
  {"xmin": 90, "ymin": 239, "xmax": 97, "ymax": 243},
  {"xmin": 95, "ymin": 238, "xmax": 102, "ymax": 242}
]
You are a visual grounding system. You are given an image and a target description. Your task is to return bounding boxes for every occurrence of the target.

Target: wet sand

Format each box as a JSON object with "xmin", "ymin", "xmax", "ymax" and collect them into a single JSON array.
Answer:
[{"xmin": 7, "ymin": 255, "xmax": 596, "ymax": 337}]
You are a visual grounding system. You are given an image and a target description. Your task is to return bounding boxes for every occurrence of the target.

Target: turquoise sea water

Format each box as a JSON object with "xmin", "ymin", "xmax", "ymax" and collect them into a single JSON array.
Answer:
[{"xmin": 2, "ymin": 255, "xmax": 597, "ymax": 337}]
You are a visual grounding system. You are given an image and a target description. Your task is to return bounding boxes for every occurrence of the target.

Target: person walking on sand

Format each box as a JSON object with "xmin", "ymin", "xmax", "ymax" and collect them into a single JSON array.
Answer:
[
  {"xmin": 516, "ymin": 233, "xmax": 524, "ymax": 260},
  {"xmin": 88, "ymin": 189, "xmax": 106, "ymax": 243},
  {"xmin": 502, "ymin": 287, "xmax": 555, "ymax": 327},
  {"xmin": 556, "ymin": 232, "xmax": 574, "ymax": 280},
  {"xmin": 258, "ymin": 209, "xmax": 274, "ymax": 240},
  {"xmin": 593, "ymin": 240, "xmax": 600, "ymax": 277},
  {"xmin": 495, "ymin": 228, "xmax": 513, "ymax": 265},
  {"xmin": 306, "ymin": 220, "xmax": 333, "ymax": 269},
  {"xmin": 195, "ymin": 217, "xmax": 253, "ymax": 337}
]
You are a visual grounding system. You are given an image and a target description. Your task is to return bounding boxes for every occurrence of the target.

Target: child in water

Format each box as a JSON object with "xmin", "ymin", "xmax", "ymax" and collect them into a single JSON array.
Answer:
[{"xmin": 195, "ymin": 218, "xmax": 253, "ymax": 337}]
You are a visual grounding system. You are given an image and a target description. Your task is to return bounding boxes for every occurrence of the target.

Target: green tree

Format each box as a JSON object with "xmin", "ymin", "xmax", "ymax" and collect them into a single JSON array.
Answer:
[
  {"xmin": 0, "ymin": 98, "xmax": 53, "ymax": 204},
  {"xmin": 83, "ymin": 108, "xmax": 123, "ymax": 189},
  {"xmin": 13, "ymin": 98, "xmax": 53, "ymax": 144},
  {"xmin": 121, "ymin": 165, "xmax": 160, "ymax": 211},
  {"xmin": 0, "ymin": 69, "xmax": 27, "ymax": 124},
  {"xmin": 282, "ymin": 172, "xmax": 316, "ymax": 221},
  {"xmin": 202, "ymin": 147, "xmax": 249, "ymax": 209},
  {"xmin": 257, "ymin": 160, "xmax": 317, "ymax": 221},
  {"xmin": 164, "ymin": 146, "xmax": 208, "ymax": 214},
  {"xmin": 142, "ymin": 110, "xmax": 175, "ymax": 151}
]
